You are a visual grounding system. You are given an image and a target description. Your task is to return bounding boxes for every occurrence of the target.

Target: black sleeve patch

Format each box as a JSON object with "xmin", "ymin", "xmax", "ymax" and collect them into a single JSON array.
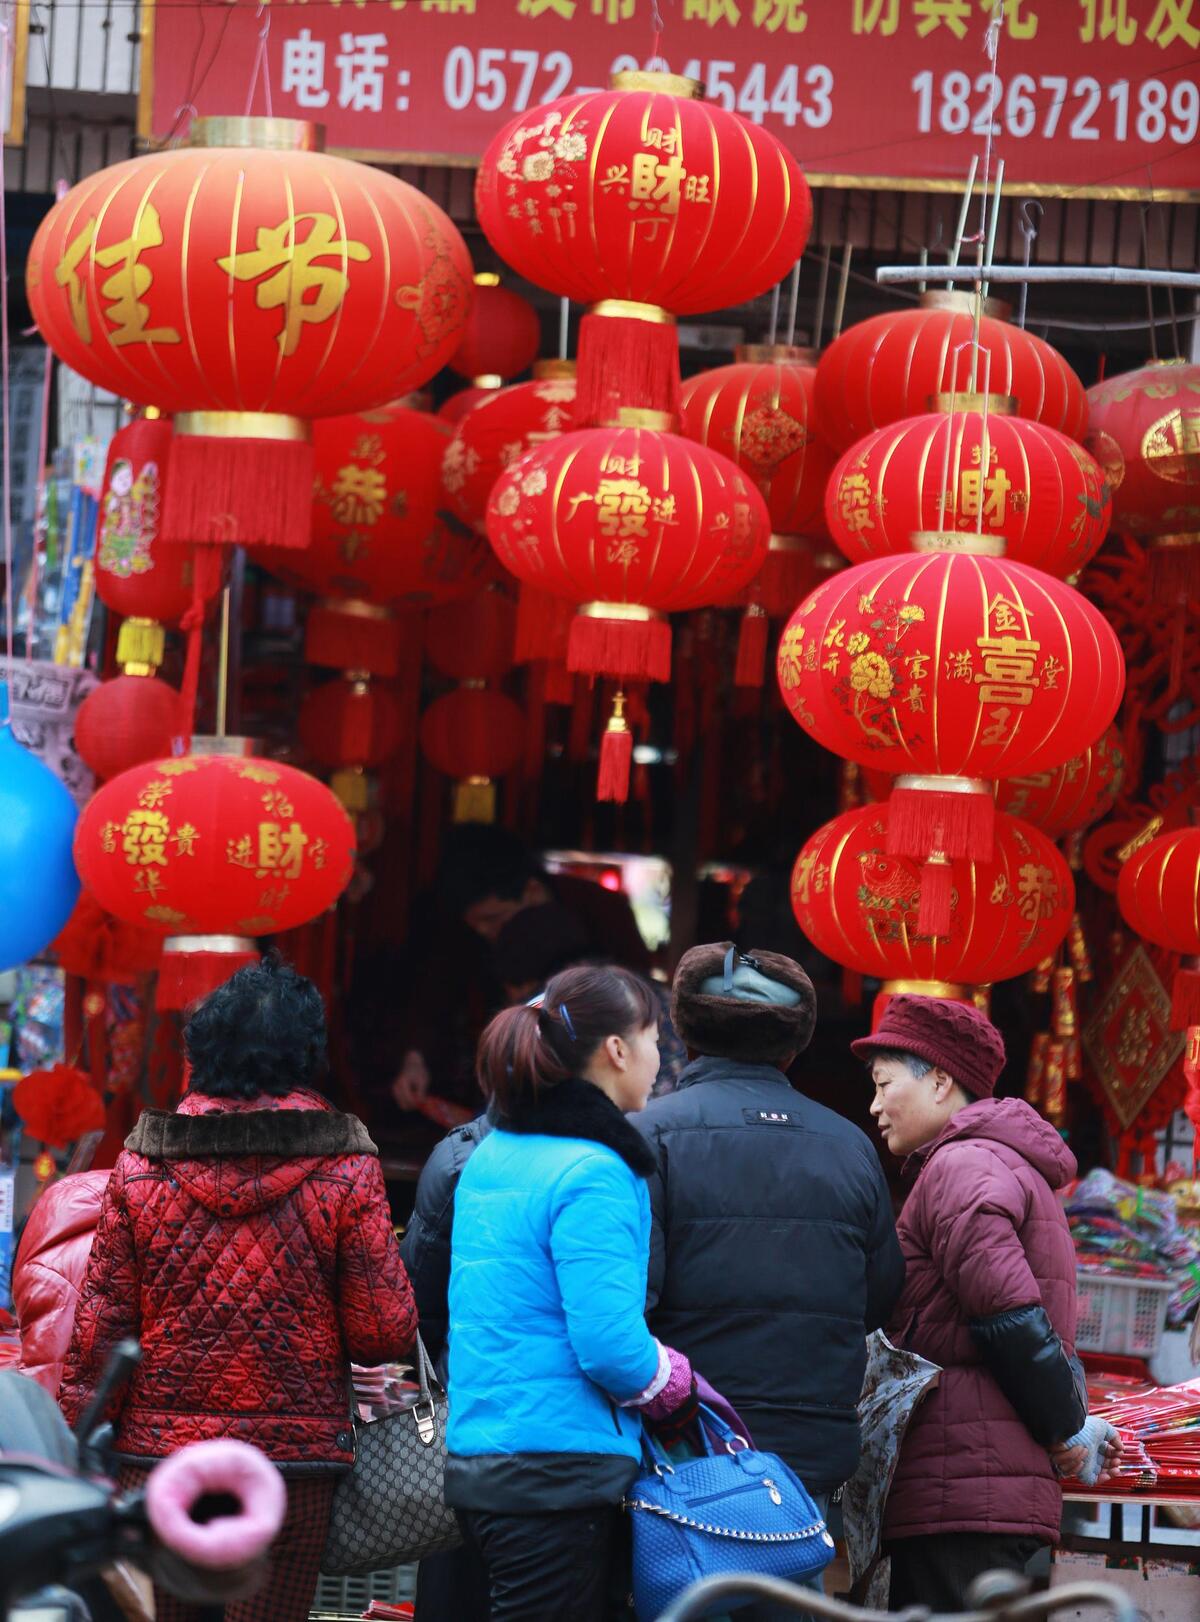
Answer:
[{"xmin": 742, "ymin": 1108, "xmax": 806, "ymax": 1127}]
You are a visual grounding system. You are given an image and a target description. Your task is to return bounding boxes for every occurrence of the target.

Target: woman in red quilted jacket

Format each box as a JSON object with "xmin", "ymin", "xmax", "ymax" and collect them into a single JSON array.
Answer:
[{"xmin": 59, "ymin": 956, "xmax": 417, "ymax": 1622}]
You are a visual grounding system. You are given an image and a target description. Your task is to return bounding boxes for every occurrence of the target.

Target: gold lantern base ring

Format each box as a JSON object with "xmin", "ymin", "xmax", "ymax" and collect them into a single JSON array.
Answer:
[{"xmin": 173, "ymin": 411, "xmax": 310, "ymax": 444}]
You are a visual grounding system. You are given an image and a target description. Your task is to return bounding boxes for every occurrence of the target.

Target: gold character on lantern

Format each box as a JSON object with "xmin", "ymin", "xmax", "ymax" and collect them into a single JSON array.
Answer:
[
  {"xmin": 945, "ymin": 649, "xmax": 975, "ymax": 680},
  {"xmin": 980, "ymin": 706, "xmax": 1015, "ymax": 747},
  {"xmin": 984, "ymin": 592, "xmax": 1026, "ymax": 635},
  {"xmin": 219, "ymin": 214, "xmax": 371, "ymax": 359},
  {"xmin": 173, "ymin": 824, "xmax": 199, "ymax": 857},
  {"xmin": 331, "ymin": 462, "xmax": 387, "ymax": 526},
  {"xmin": 137, "ymin": 780, "xmax": 173, "ymax": 810},
  {"xmin": 589, "ymin": 477, "xmax": 652, "ymax": 540},
  {"xmin": 122, "ymin": 810, "xmax": 170, "ymax": 868},
  {"xmin": 255, "ymin": 821, "xmax": 310, "ymax": 880},
  {"xmin": 838, "ymin": 472, "xmax": 874, "ymax": 534},
  {"xmin": 630, "ymin": 152, "xmax": 686, "ymax": 216},
  {"xmin": 778, "ymin": 624, "xmax": 806, "ymax": 690},
  {"xmin": 975, "ymin": 635, "xmax": 1042, "ymax": 706},
  {"xmin": 56, "ymin": 203, "xmax": 181, "ymax": 348},
  {"xmin": 1016, "ymin": 861, "xmax": 1059, "ymax": 924},
  {"xmin": 640, "ymin": 124, "xmax": 681, "ymax": 156}
]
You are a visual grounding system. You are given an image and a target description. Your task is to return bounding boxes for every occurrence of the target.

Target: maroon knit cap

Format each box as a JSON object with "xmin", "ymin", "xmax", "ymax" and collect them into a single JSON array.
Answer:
[{"xmin": 850, "ymin": 994, "xmax": 1006, "ymax": 1099}]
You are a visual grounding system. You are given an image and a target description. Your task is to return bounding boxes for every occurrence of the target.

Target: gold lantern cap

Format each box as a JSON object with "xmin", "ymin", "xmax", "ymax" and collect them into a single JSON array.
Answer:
[
  {"xmin": 736, "ymin": 343, "xmax": 817, "ymax": 365},
  {"xmin": 189, "ymin": 735, "xmax": 263, "ymax": 758},
  {"xmin": 919, "ymin": 289, "xmax": 1012, "ymax": 320},
  {"xmin": 190, "ymin": 116, "xmax": 323, "ymax": 152},
  {"xmin": 612, "ymin": 68, "xmax": 700, "ymax": 99},
  {"xmin": 911, "ymin": 529, "xmax": 1006, "ymax": 558},
  {"xmin": 929, "ymin": 392, "xmax": 1017, "ymax": 415},
  {"xmin": 474, "ymin": 272, "xmax": 501, "ymax": 288},
  {"xmin": 533, "ymin": 358, "xmax": 577, "ymax": 380}
]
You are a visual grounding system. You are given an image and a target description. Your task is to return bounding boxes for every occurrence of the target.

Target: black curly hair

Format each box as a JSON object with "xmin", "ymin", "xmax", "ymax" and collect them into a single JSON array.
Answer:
[{"xmin": 183, "ymin": 954, "xmax": 327, "ymax": 1100}]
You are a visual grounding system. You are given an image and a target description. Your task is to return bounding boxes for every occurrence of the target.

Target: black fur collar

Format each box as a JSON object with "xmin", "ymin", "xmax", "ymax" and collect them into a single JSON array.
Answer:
[
  {"xmin": 495, "ymin": 1077, "xmax": 656, "ymax": 1178},
  {"xmin": 126, "ymin": 1107, "xmax": 377, "ymax": 1160}
]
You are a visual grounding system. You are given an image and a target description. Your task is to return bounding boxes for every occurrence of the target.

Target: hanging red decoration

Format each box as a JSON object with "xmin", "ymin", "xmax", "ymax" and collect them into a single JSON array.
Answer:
[
  {"xmin": 74, "ymin": 673, "xmax": 183, "ymax": 782},
  {"xmin": 825, "ymin": 398, "xmax": 1111, "ymax": 578},
  {"xmin": 776, "ymin": 546, "xmax": 1125, "ymax": 865},
  {"xmin": 1117, "ymin": 828, "xmax": 1200, "ymax": 1027},
  {"xmin": 51, "ymin": 892, "xmax": 161, "ymax": 984},
  {"xmin": 448, "ymin": 273, "xmax": 541, "ymax": 385},
  {"xmin": 442, "ymin": 365, "xmax": 578, "ymax": 535},
  {"xmin": 815, "ymin": 292, "xmax": 1087, "ymax": 454},
  {"xmin": 13, "ymin": 1064, "xmax": 105, "ymax": 1149},
  {"xmin": 791, "ymin": 800, "xmax": 1073, "ymax": 991},
  {"xmin": 425, "ymin": 587, "xmax": 516, "ymax": 681},
  {"xmin": 995, "ymin": 724, "xmax": 1126, "ymax": 838},
  {"xmin": 420, "ymin": 686, "xmax": 525, "ymax": 824},
  {"xmin": 476, "ymin": 71, "xmax": 811, "ymax": 423},
  {"xmin": 679, "ymin": 345, "xmax": 832, "ymax": 537},
  {"xmin": 74, "ymin": 748, "xmax": 355, "ymax": 1009},
  {"xmin": 27, "ymin": 116, "xmax": 472, "ymax": 551},
  {"xmin": 298, "ymin": 674, "xmax": 405, "ymax": 812}
]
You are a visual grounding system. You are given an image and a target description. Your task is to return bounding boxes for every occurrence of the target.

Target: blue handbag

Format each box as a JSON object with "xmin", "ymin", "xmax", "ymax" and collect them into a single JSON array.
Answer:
[{"xmin": 625, "ymin": 1403, "xmax": 835, "ymax": 1620}]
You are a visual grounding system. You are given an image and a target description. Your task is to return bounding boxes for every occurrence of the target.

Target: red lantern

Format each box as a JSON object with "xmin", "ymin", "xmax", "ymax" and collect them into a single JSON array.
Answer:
[
  {"xmin": 299, "ymin": 676, "xmax": 404, "ymax": 771},
  {"xmin": 679, "ymin": 345, "xmax": 832, "ymax": 537},
  {"xmin": 13, "ymin": 1064, "xmax": 105, "ymax": 1149},
  {"xmin": 1118, "ymin": 828, "xmax": 1200, "ymax": 1027},
  {"xmin": 448, "ymin": 273, "xmax": 541, "ymax": 385},
  {"xmin": 791, "ymin": 801, "xmax": 1073, "ymax": 987},
  {"xmin": 476, "ymin": 71, "xmax": 811, "ymax": 423},
  {"xmin": 27, "ymin": 117, "xmax": 473, "ymax": 550},
  {"xmin": 438, "ymin": 383, "xmax": 502, "ymax": 425},
  {"xmin": 443, "ymin": 365, "xmax": 578, "ymax": 534},
  {"xmin": 74, "ymin": 747, "xmax": 356, "ymax": 1009},
  {"xmin": 825, "ymin": 399, "xmax": 1111, "ymax": 578},
  {"xmin": 815, "ymin": 293, "xmax": 1087, "ymax": 455},
  {"xmin": 74, "ymin": 673, "xmax": 183, "ymax": 782},
  {"xmin": 776, "ymin": 546, "xmax": 1125, "ymax": 865},
  {"xmin": 420, "ymin": 686, "xmax": 525, "ymax": 824},
  {"xmin": 425, "ymin": 588, "xmax": 516, "ymax": 681},
  {"xmin": 995, "ymin": 725, "xmax": 1125, "ymax": 838}
]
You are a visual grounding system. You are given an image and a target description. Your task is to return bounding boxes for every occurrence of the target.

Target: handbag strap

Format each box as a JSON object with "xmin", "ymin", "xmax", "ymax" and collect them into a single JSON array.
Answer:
[{"xmin": 640, "ymin": 1401, "xmax": 746, "ymax": 1474}]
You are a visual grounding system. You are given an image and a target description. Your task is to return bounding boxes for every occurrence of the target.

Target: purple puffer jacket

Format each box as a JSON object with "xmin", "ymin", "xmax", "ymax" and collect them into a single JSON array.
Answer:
[{"xmin": 884, "ymin": 1098, "xmax": 1077, "ymax": 1545}]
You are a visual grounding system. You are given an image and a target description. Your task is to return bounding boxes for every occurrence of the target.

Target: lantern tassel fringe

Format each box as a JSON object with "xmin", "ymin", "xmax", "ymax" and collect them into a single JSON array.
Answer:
[
  {"xmin": 575, "ymin": 310, "xmax": 681, "ymax": 427},
  {"xmin": 1172, "ymin": 967, "xmax": 1200, "ymax": 1031},
  {"xmin": 162, "ymin": 436, "xmax": 314, "ymax": 551},
  {"xmin": 157, "ymin": 944, "xmax": 260, "ymax": 1012},
  {"xmin": 916, "ymin": 854, "xmax": 954, "ymax": 938},
  {"xmin": 454, "ymin": 777, "xmax": 497, "ymax": 824},
  {"xmin": 568, "ymin": 613, "xmax": 671, "ymax": 683},
  {"xmin": 597, "ymin": 694, "xmax": 633, "ymax": 804},
  {"xmin": 734, "ymin": 605, "xmax": 769, "ymax": 688},
  {"xmin": 515, "ymin": 584, "xmax": 573, "ymax": 664},
  {"xmin": 887, "ymin": 785, "xmax": 995, "ymax": 862}
]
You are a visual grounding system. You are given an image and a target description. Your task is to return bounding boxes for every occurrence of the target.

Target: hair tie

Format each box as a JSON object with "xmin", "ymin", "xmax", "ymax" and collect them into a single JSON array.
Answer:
[{"xmin": 558, "ymin": 1001, "xmax": 577, "ymax": 1041}]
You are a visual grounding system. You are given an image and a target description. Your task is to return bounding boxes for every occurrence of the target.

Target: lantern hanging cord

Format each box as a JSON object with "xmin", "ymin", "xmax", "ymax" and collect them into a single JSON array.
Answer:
[
  {"xmin": 244, "ymin": 3, "xmax": 273, "ymax": 120},
  {"xmin": 0, "ymin": 16, "xmax": 14, "ymax": 682},
  {"xmin": 648, "ymin": 0, "xmax": 664, "ymax": 69}
]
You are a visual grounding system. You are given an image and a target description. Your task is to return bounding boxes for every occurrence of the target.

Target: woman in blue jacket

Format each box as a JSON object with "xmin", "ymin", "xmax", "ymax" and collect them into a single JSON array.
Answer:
[{"xmin": 445, "ymin": 962, "xmax": 695, "ymax": 1619}]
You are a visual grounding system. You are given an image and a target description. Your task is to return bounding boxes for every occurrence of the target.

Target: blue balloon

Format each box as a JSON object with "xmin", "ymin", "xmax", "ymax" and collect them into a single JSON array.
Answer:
[{"xmin": 0, "ymin": 682, "xmax": 81, "ymax": 971}]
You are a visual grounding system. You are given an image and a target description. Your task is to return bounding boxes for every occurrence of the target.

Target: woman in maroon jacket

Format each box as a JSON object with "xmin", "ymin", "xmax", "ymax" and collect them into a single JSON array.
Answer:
[
  {"xmin": 59, "ymin": 957, "xmax": 417, "ymax": 1622},
  {"xmin": 856, "ymin": 995, "xmax": 1113, "ymax": 1611}
]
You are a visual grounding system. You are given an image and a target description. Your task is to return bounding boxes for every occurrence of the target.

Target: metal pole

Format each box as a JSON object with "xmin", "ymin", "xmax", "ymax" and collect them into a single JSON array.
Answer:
[
  {"xmin": 812, "ymin": 249, "xmax": 831, "ymax": 350},
  {"xmin": 1139, "ymin": 206, "xmax": 1159, "ymax": 363},
  {"xmin": 831, "ymin": 244, "xmax": 853, "ymax": 342},
  {"xmin": 216, "ymin": 584, "xmax": 231, "ymax": 739},
  {"xmin": 981, "ymin": 158, "xmax": 1004, "ymax": 305},
  {"xmin": 784, "ymin": 258, "xmax": 801, "ymax": 348},
  {"xmin": 877, "ymin": 264, "xmax": 1200, "ymax": 289},
  {"xmin": 558, "ymin": 297, "xmax": 569, "ymax": 361},
  {"xmin": 767, "ymin": 281, "xmax": 781, "ymax": 346},
  {"xmin": 946, "ymin": 156, "xmax": 978, "ymax": 276}
]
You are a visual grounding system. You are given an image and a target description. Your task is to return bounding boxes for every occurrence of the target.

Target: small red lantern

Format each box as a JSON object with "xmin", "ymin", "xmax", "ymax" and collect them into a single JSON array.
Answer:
[
  {"xmin": 438, "ymin": 383, "xmax": 502, "ymax": 425},
  {"xmin": 996, "ymin": 725, "xmax": 1125, "ymax": 838},
  {"xmin": 425, "ymin": 587, "xmax": 516, "ymax": 681},
  {"xmin": 776, "ymin": 545, "xmax": 1125, "ymax": 866},
  {"xmin": 13, "ymin": 1064, "xmax": 105, "ymax": 1149},
  {"xmin": 791, "ymin": 801, "xmax": 1073, "ymax": 985},
  {"xmin": 476, "ymin": 71, "xmax": 810, "ymax": 423},
  {"xmin": 825, "ymin": 398, "xmax": 1111, "ymax": 578},
  {"xmin": 74, "ymin": 747, "xmax": 355, "ymax": 1008},
  {"xmin": 298, "ymin": 675, "xmax": 405, "ymax": 811},
  {"xmin": 74, "ymin": 673, "xmax": 183, "ymax": 782},
  {"xmin": 448, "ymin": 273, "xmax": 541, "ymax": 385},
  {"xmin": 443, "ymin": 365, "xmax": 577, "ymax": 535},
  {"xmin": 815, "ymin": 293, "xmax": 1087, "ymax": 454},
  {"xmin": 420, "ymin": 686, "xmax": 525, "ymax": 824},
  {"xmin": 1118, "ymin": 828, "xmax": 1200, "ymax": 1027},
  {"xmin": 28, "ymin": 117, "xmax": 473, "ymax": 550}
]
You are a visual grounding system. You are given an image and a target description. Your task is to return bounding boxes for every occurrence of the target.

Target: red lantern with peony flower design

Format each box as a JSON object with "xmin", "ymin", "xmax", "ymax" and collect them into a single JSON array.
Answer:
[
  {"xmin": 74, "ymin": 745, "xmax": 355, "ymax": 1009},
  {"xmin": 1118, "ymin": 828, "xmax": 1200, "ymax": 1027},
  {"xmin": 815, "ymin": 293, "xmax": 1086, "ymax": 455},
  {"xmin": 791, "ymin": 800, "xmax": 1073, "ymax": 991},
  {"xmin": 825, "ymin": 397, "xmax": 1111, "ymax": 578},
  {"xmin": 27, "ymin": 116, "xmax": 472, "ymax": 552},
  {"xmin": 448, "ymin": 273, "xmax": 541, "ymax": 386},
  {"xmin": 476, "ymin": 72, "xmax": 810, "ymax": 425},
  {"xmin": 13, "ymin": 1064, "xmax": 105, "ymax": 1149}
]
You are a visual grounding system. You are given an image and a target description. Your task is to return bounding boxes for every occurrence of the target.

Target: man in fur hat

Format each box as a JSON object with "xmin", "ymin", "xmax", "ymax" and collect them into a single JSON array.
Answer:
[{"xmin": 633, "ymin": 944, "xmax": 904, "ymax": 1615}]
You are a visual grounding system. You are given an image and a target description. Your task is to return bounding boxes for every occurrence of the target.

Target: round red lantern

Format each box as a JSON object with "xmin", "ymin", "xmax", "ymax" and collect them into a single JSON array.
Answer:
[
  {"xmin": 13, "ymin": 1064, "xmax": 105, "ymax": 1149},
  {"xmin": 995, "ymin": 724, "xmax": 1125, "ymax": 838},
  {"xmin": 679, "ymin": 345, "xmax": 832, "ymax": 537},
  {"xmin": 426, "ymin": 587, "xmax": 516, "ymax": 681},
  {"xmin": 792, "ymin": 801, "xmax": 1073, "ymax": 984},
  {"xmin": 298, "ymin": 674, "xmax": 405, "ymax": 812},
  {"xmin": 75, "ymin": 745, "xmax": 356, "ymax": 1008},
  {"xmin": 815, "ymin": 293, "xmax": 1087, "ymax": 455},
  {"xmin": 439, "ymin": 383, "xmax": 502, "ymax": 425},
  {"xmin": 420, "ymin": 686, "xmax": 525, "ymax": 824},
  {"xmin": 1086, "ymin": 360, "xmax": 1200, "ymax": 535},
  {"xmin": 28, "ymin": 117, "xmax": 473, "ymax": 551},
  {"xmin": 776, "ymin": 545, "xmax": 1125, "ymax": 861},
  {"xmin": 476, "ymin": 71, "xmax": 811, "ymax": 424},
  {"xmin": 1118, "ymin": 827, "xmax": 1200, "ymax": 1027},
  {"xmin": 443, "ymin": 364, "xmax": 578, "ymax": 534},
  {"xmin": 448, "ymin": 273, "xmax": 541, "ymax": 385},
  {"xmin": 825, "ymin": 398, "xmax": 1111, "ymax": 577},
  {"xmin": 74, "ymin": 673, "xmax": 183, "ymax": 782}
]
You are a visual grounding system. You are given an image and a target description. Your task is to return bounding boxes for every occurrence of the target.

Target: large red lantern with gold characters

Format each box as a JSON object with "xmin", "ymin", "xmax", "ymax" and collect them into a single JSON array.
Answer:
[
  {"xmin": 1118, "ymin": 828, "xmax": 1200, "ymax": 1027},
  {"xmin": 815, "ymin": 293, "xmax": 1087, "ymax": 455},
  {"xmin": 1086, "ymin": 360, "xmax": 1200, "ymax": 536},
  {"xmin": 825, "ymin": 399, "xmax": 1111, "ymax": 578},
  {"xmin": 74, "ymin": 749, "xmax": 355, "ymax": 1009},
  {"xmin": 792, "ymin": 801, "xmax": 1073, "ymax": 987},
  {"xmin": 27, "ymin": 117, "xmax": 473, "ymax": 551}
]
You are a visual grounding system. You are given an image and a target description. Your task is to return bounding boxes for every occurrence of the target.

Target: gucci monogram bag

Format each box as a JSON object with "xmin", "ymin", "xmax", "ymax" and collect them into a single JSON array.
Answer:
[{"xmin": 321, "ymin": 1336, "xmax": 461, "ymax": 1576}]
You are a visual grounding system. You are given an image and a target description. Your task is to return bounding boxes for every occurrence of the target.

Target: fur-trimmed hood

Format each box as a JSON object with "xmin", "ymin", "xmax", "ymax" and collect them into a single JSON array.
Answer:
[
  {"xmin": 671, "ymin": 942, "xmax": 817, "ymax": 1064},
  {"xmin": 493, "ymin": 1076, "xmax": 656, "ymax": 1178},
  {"xmin": 126, "ymin": 1097, "xmax": 377, "ymax": 1161}
]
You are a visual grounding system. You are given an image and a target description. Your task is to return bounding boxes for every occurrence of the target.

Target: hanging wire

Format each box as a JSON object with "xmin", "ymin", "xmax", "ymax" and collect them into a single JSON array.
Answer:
[
  {"xmin": 1139, "ymin": 204, "xmax": 1160, "ymax": 362},
  {"xmin": 244, "ymin": 2, "xmax": 272, "ymax": 119},
  {"xmin": 784, "ymin": 258, "xmax": 801, "ymax": 348},
  {"xmin": 1017, "ymin": 200, "xmax": 1043, "ymax": 331}
]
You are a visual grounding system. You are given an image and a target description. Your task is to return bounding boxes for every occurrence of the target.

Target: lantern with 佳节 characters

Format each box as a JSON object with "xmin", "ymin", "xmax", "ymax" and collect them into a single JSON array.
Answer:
[
  {"xmin": 27, "ymin": 116, "xmax": 473, "ymax": 552},
  {"xmin": 815, "ymin": 293, "xmax": 1087, "ymax": 455},
  {"xmin": 825, "ymin": 396, "xmax": 1111, "ymax": 578},
  {"xmin": 475, "ymin": 71, "xmax": 811, "ymax": 424},
  {"xmin": 74, "ymin": 744, "xmax": 355, "ymax": 1010}
]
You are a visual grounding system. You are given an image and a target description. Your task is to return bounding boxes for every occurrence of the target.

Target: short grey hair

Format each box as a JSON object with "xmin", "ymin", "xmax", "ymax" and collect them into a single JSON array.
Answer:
[{"xmin": 868, "ymin": 1048, "xmax": 932, "ymax": 1080}]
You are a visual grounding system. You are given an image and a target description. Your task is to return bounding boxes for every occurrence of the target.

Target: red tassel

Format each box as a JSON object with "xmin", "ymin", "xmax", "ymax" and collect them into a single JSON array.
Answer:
[
  {"xmin": 568, "ymin": 612, "xmax": 671, "ymax": 682},
  {"xmin": 156, "ymin": 939, "xmax": 259, "ymax": 1011},
  {"xmin": 917, "ymin": 855, "xmax": 954, "ymax": 937},
  {"xmin": 754, "ymin": 539, "xmax": 841, "ymax": 619},
  {"xmin": 1171, "ymin": 967, "xmax": 1200, "ymax": 1030},
  {"xmin": 734, "ymin": 605, "xmax": 769, "ymax": 688},
  {"xmin": 161, "ymin": 434, "xmax": 314, "ymax": 549},
  {"xmin": 543, "ymin": 660, "xmax": 576, "ymax": 706},
  {"xmin": 887, "ymin": 782, "xmax": 995, "ymax": 861},
  {"xmin": 575, "ymin": 307, "xmax": 681, "ymax": 427},
  {"xmin": 307, "ymin": 603, "xmax": 402, "ymax": 678},
  {"xmin": 178, "ymin": 548, "xmax": 225, "ymax": 747},
  {"xmin": 597, "ymin": 695, "xmax": 633, "ymax": 804},
  {"xmin": 515, "ymin": 585, "xmax": 573, "ymax": 663}
]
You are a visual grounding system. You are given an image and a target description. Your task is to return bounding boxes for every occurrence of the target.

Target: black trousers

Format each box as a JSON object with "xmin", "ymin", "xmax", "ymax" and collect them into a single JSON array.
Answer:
[
  {"xmin": 456, "ymin": 1506, "xmax": 631, "ymax": 1621},
  {"xmin": 887, "ymin": 1533, "xmax": 1045, "ymax": 1611},
  {"xmin": 414, "ymin": 1542, "xmax": 491, "ymax": 1621}
]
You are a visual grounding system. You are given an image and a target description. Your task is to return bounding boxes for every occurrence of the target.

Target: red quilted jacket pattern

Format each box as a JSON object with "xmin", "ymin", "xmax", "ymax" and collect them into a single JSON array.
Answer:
[
  {"xmin": 59, "ymin": 1089, "xmax": 416, "ymax": 1470},
  {"xmin": 885, "ymin": 1098, "xmax": 1078, "ymax": 1545}
]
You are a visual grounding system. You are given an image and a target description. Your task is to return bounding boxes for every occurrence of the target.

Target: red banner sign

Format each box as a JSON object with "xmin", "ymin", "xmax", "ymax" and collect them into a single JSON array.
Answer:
[{"xmin": 139, "ymin": 0, "xmax": 1200, "ymax": 198}]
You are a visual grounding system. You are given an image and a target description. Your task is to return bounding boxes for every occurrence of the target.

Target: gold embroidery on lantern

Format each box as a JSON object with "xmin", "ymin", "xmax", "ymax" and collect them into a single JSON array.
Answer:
[
  {"xmin": 218, "ymin": 213, "xmax": 371, "ymax": 358},
  {"xmin": 173, "ymin": 824, "xmax": 199, "ymax": 857},
  {"xmin": 56, "ymin": 203, "xmax": 181, "ymax": 348},
  {"xmin": 975, "ymin": 635, "xmax": 1042, "ymax": 706},
  {"xmin": 122, "ymin": 810, "xmax": 170, "ymax": 867}
]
